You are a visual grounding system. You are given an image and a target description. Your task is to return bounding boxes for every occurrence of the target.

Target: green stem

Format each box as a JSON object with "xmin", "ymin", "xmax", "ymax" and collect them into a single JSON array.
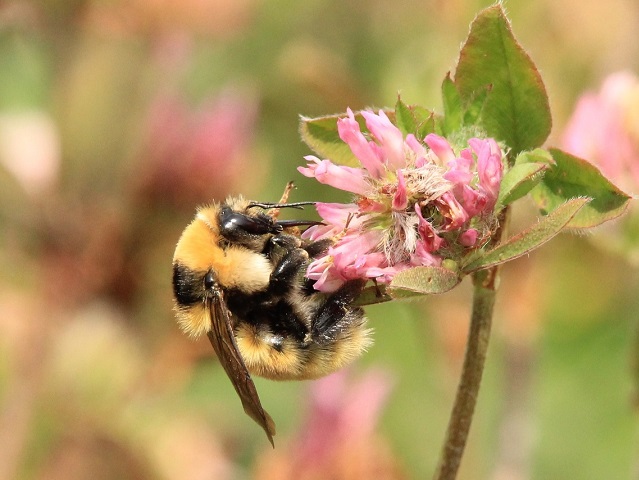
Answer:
[
  {"xmin": 433, "ymin": 206, "xmax": 508, "ymax": 480},
  {"xmin": 433, "ymin": 270, "xmax": 498, "ymax": 480}
]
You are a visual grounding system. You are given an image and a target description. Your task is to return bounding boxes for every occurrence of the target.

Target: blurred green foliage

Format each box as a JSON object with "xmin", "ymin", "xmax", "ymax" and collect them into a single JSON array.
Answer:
[{"xmin": 0, "ymin": 1, "xmax": 638, "ymax": 479}]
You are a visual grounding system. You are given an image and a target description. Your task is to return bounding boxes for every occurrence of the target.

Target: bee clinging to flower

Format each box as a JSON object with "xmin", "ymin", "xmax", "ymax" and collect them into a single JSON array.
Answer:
[
  {"xmin": 172, "ymin": 185, "xmax": 372, "ymax": 445},
  {"xmin": 172, "ymin": 106, "xmax": 505, "ymax": 445}
]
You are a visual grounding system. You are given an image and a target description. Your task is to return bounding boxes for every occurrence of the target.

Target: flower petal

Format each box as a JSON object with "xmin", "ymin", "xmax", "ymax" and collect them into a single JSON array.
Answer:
[
  {"xmin": 425, "ymin": 133, "xmax": 456, "ymax": 164},
  {"xmin": 362, "ymin": 110, "xmax": 406, "ymax": 170},
  {"xmin": 315, "ymin": 202, "xmax": 360, "ymax": 225},
  {"xmin": 410, "ymin": 241, "xmax": 443, "ymax": 266},
  {"xmin": 415, "ymin": 203, "xmax": 445, "ymax": 251},
  {"xmin": 469, "ymin": 138, "xmax": 503, "ymax": 207},
  {"xmin": 459, "ymin": 228, "xmax": 478, "ymax": 247},
  {"xmin": 436, "ymin": 191, "xmax": 469, "ymax": 231},
  {"xmin": 337, "ymin": 108, "xmax": 385, "ymax": 178},
  {"xmin": 405, "ymin": 134, "xmax": 426, "ymax": 159},
  {"xmin": 303, "ymin": 202, "xmax": 363, "ymax": 241},
  {"xmin": 392, "ymin": 169, "xmax": 408, "ymax": 210},
  {"xmin": 298, "ymin": 156, "xmax": 369, "ymax": 195}
]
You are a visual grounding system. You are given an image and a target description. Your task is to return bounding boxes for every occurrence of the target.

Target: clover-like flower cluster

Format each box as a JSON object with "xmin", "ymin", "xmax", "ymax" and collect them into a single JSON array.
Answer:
[{"xmin": 299, "ymin": 108, "xmax": 504, "ymax": 292}]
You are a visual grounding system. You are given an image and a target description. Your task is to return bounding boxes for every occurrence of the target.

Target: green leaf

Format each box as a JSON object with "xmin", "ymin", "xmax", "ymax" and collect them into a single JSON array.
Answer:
[
  {"xmin": 462, "ymin": 84, "xmax": 491, "ymax": 126},
  {"xmin": 531, "ymin": 148, "xmax": 632, "ymax": 228},
  {"xmin": 454, "ymin": 4, "xmax": 551, "ymax": 157},
  {"xmin": 417, "ymin": 108, "xmax": 439, "ymax": 139},
  {"xmin": 497, "ymin": 162, "xmax": 549, "ymax": 207},
  {"xmin": 442, "ymin": 73, "xmax": 463, "ymax": 135},
  {"xmin": 514, "ymin": 148, "xmax": 554, "ymax": 166},
  {"xmin": 394, "ymin": 99, "xmax": 438, "ymax": 140},
  {"xmin": 300, "ymin": 109, "xmax": 396, "ymax": 167},
  {"xmin": 300, "ymin": 114, "xmax": 359, "ymax": 167},
  {"xmin": 354, "ymin": 285, "xmax": 393, "ymax": 306},
  {"xmin": 462, "ymin": 197, "xmax": 590, "ymax": 273},
  {"xmin": 389, "ymin": 266, "xmax": 462, "ymax": 297},
  {"xmin": 395, "ymin": 97, "xmax": 417, "ymax": 136}
]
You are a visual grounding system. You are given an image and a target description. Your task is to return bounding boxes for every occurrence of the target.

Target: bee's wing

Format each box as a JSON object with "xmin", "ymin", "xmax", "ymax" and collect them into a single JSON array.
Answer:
[{"xmin": 207, "ymin": 293, "xmax": 276, "ymax": 446}]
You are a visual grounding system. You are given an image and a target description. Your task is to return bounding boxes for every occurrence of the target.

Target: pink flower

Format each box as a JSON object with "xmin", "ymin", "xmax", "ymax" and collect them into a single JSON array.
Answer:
[
  {"xmin": 471, "ymin": 137, "xmax": 503, "ymax": 207},
  {"xmin": 301, "ymin": 109, "xmax": 504, "ymax": 291},
  {"xmin": 298, "ymin": 156, "xmax": 369, "ymax": 195},
  {"xmin": 134, "ymin": 89, "xmax": 260, "ymax": 209},
  {"xmin": 392, "ymin": 170, "xmax": 408, "ymax": 210},
  {"xmin": 415, "ymin": 203, "xmax": 445, "ymax": 252},
  {"xmin": 459, "ymin": 228, "xmax": 479, "ymax": 247},
  {"xmin": 361, "ymin": 110, "xmax": 406, "ymax": 169},
  {"xmin": 443, "ymin": 148, "xmax": 473, "ymax": 185},
  {"xmin": 336, "ymin": 108, "xmax": 385, "ymax": 178},
  {"xmin": 301, "ymin": 202, "xmax": 361, "ymax": 241},
  {"xmin": 562, "ymin": 71, "xmax": 639, "ymax": 191},
  {"xmin": 307, "ymin": 230, "xmax": 384, "ymax": 291},
  {"xmin": 411, "ymin": 240, "xmax": 443, "ymax": 267},
  {"xmin": 436, "ymin": 191, "xmax": 469, "ymax": 231},
  {"xmin": 426, "ymin": 133, "xmax": 457, "ymax": 164},
  {"xmin": 560, "ymin": 72, "xmax": 639, "ymax": 262},
  {"xmin": 254, "ymin": 369, "xmax": 401, "ymax": 480}
]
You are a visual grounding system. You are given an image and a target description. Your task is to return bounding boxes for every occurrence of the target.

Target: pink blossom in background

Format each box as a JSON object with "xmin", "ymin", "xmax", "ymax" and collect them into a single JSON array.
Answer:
[
  {"xmin": 254, "ymin": 369, "xmax": 404, "ymax": 480},
  {"xmin": 562, "ymin": 71, "xmax": 639, "ymax": 263},
  {"xmin": 0, "ymin": 111, "xmax": 60, "ymax": 196},
  {"xmin": 562, "ymin": 71, "xmax": 639, "ymax": 191},
  {"xmin": 135, "ymin": 88, "xmax": 262, "ymax": 209},
  {"xmin": 299, "ymin": 108, "xmax": 504, "ymax": 291},
  {"xmin": 296, "ymin": 369, "xmax": 394, "ymax": 465}
]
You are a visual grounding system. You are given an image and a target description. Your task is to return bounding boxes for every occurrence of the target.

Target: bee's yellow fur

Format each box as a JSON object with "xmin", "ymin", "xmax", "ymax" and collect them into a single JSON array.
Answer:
[
  {"xmin": 174, "ymin": 204, "xmax": 272, "ymax": 295},
  {"xmin": 235, "ymin": 316, "xmax": 372, "ymax": 381}
]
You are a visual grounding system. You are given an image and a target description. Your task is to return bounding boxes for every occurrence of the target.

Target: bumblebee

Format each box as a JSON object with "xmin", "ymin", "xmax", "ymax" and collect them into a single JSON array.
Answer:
[{"xmin": 172, "ymin": 194, "xmax": 371, "ymax": 445}]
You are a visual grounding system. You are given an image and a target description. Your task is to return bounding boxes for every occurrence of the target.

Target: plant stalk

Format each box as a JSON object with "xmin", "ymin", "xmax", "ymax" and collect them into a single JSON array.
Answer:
[{"xmin": 433, "ymin": 208, "xmax": 508, "ymax": 480}]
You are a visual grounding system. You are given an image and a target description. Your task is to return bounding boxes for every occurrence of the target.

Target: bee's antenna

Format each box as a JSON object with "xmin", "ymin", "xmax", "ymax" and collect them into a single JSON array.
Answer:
[
  {"xmin": 275, "ymin": 219, "xmax": 324, "ymax": 228},
  {"xmin": 248, "ymin": 201, "xmax": 316, "ymax": 210}
]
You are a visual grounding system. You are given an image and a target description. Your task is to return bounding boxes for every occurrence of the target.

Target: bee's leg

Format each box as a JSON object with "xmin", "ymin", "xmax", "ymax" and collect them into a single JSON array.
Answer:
[
  {"xmin": 269, "ymin": 249, "xmax": 308, "ymax": 295},
  {"xmin": 310, "ymin": 280, "xmax": 366, "ymax": 344},
  {"xmin": 266, "ymin": 235, "xmax": 308, "ymax": 296},
  {"xmin": 304, "ymin": 238, "xmax": 332, "ymax": 259}
]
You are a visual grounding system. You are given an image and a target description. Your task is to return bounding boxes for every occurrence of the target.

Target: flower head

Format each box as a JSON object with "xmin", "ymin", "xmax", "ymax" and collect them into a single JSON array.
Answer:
[
  {"xmin": 562, "ymin": 71, "xmax": 639, "ymax": 192},
  {"xmin": 299, "ymin": 108, "xmax": 504, "ymax": 291}
]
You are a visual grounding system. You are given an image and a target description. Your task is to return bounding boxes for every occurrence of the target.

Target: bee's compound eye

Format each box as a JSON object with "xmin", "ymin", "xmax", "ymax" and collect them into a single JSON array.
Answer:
[
  {"xmin": 219, "ymin": 207, "xmax": 278, "ymax": 236},
  {"xmin": 204, "ymin": 271, "xmax": 215, "ymax": 290}
]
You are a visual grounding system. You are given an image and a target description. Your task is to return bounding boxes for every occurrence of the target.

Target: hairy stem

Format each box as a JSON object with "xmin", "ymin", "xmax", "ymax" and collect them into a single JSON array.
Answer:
[
  {"xmin": 433, "ymin": 208, "xmax": 508, "ymax": 480},
  {"xmin": 433, "ymin": 269, "xmax": 498, "ymax": 480}
]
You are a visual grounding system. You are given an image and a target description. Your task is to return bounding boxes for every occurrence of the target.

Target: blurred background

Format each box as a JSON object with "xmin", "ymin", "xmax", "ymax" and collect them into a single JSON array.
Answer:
[{"xmin": 1, "ymin": 0, "xmax": 638, "ymax": 479}]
